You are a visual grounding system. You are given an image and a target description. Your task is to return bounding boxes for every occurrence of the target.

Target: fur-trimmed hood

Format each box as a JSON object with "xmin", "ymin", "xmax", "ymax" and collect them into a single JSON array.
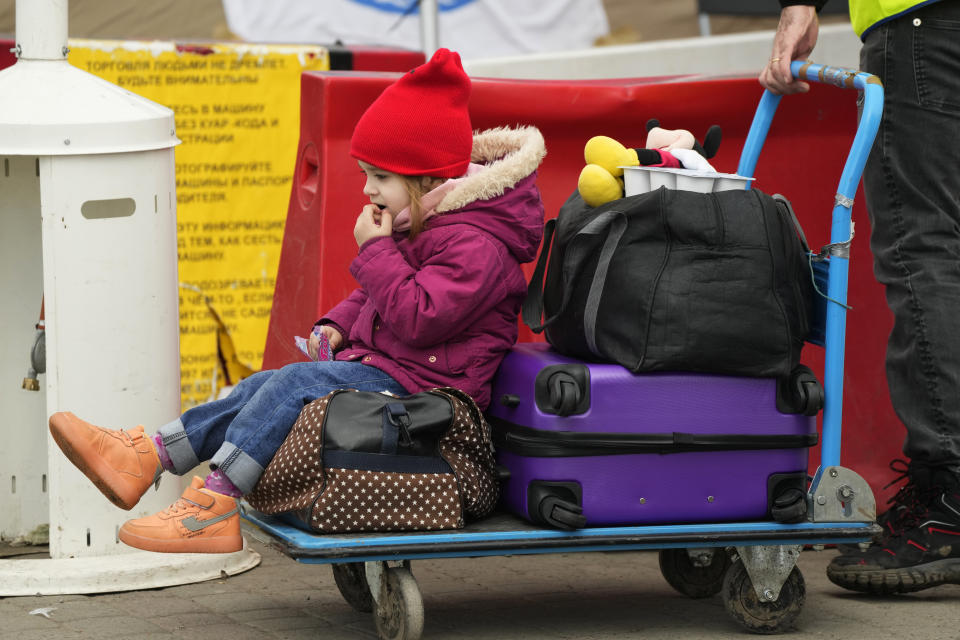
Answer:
[
  {"xmin": 429, "ymin": 125, "xmax": 546, "ymax": 263},
  {"xmin": 435, "ymin": 125, "xmax": 546, "ymax": 213}
]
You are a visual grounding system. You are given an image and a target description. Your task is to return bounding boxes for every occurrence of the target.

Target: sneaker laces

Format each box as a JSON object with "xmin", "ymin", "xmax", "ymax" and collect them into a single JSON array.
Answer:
[
  {"xmin": 881, "ymin": 458, "xmax": 938, "ymax": 538},
  {"xmin": 119, "ymin": 426, "xmax": 144, "ymax": 445},
  {"xmin": 159, "ymin": 497, "xmax": 195, "ymax": 517}
]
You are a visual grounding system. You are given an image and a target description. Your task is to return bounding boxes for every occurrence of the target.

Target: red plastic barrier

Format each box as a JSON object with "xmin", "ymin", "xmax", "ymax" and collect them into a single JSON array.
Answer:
[
  {"xmin": 341, "ymin": 45, "xmax": 424, "ymax": 71},
  {"xmin": 0, "ymin": 40, "xmax": 16, "ymax": 70},
  {"xmin": 267, "ymin": 70, "xmax": 904, "ymax": 504}
]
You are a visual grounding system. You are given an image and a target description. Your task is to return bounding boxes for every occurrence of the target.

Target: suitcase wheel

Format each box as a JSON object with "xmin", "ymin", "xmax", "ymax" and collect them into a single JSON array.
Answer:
[
  {"xmin": 798, "ymin": 379, "xmax": 825, "ymax": 416},
  {"xmin": 540, "ymin": 496, "xmax": 588, "ymax": 530},
  {"xmin": 534, "ymin": 364, "xmax": 591, "ymax": 416},
  {"xmin": 771, "ymin": 488, "xmax": 808, "ymax": 523},
  {"xmin": 776, "ymin": 365, "xmax": 824, "ymax": 416},
  {"xmin": 528, "ymin": 481, "xmax": 587, "ymax": 530},
  {"xmin": 767, "ymin": 473, "xmax": 809, "ymax": 523},
  {"xmin": 548, "ymin": 372, "xmax": 581, "ymax": 416}
]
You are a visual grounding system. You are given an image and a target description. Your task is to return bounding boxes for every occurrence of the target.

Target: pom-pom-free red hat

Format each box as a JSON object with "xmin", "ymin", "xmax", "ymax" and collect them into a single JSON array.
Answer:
[{"xmin": 350, "ymin": 48, "xmax": 472, "ymax": 178}]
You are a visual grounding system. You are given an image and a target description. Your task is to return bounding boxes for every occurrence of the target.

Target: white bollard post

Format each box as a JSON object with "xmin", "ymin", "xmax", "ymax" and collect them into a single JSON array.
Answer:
[{"xmin": 0, "ymin": 0, "xmax": 259, "ymax": 594}]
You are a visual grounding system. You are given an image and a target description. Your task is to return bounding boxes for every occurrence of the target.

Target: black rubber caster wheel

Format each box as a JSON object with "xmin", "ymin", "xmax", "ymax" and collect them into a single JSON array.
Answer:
[
  {"xmin": 659, "ymin": 548, "xmax": 731, "ymax": 598},
  {"xmin": 332, "ymin": 562, "xmax": 374, "ymax": 613},
  {"xmin": 722, "ymin": 559, "xmax": 806, "ymax": 634}
]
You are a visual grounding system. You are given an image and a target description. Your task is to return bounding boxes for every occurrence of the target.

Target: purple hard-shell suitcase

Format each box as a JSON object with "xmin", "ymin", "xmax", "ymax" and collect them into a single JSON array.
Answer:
[{"xmin": 486, "ymin": 343, "xmax": 820, "ymax": 529}]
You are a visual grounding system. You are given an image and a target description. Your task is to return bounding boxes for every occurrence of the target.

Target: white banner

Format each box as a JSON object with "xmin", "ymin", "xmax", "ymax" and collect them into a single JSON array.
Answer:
[{"xmin": 222, "ymin": 0, "xmax": 610, "ymax": 60}]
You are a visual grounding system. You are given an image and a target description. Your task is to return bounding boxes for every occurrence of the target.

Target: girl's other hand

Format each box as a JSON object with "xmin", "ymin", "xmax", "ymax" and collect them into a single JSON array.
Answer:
[
  {"xmin": 308, "ymin": 325, "xmax": 343, "ymax": 359},
  {"xmin": 354, "ymin": 204, "xmax": 393, "ymax": 247}
]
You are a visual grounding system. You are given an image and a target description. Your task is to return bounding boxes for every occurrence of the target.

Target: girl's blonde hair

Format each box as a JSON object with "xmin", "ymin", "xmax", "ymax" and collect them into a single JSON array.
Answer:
[{"xmin": 401, "ymin": 175, "xmax": 440, "ymax": 240}]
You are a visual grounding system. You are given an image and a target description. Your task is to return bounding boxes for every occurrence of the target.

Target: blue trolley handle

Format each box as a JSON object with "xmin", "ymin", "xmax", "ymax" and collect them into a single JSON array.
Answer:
[{"xmin": 737, "ymin": 61, "xmax": 884, "ymax": 470}]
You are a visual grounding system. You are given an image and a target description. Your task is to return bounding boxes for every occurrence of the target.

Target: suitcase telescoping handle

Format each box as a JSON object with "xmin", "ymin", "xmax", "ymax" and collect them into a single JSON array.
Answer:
[{"xmin": 737, "ymin": 61, "xmax": 883, "ymax": 470}]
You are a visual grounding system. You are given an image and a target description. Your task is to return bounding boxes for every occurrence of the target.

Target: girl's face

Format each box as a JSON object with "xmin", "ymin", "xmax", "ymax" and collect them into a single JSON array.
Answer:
[{"xmin": 358, "ymin": 161, "xmax": 412, "ymax": 215}]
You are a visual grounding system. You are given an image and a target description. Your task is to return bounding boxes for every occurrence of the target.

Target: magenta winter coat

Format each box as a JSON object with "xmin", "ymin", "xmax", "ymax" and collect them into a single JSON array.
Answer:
[{"xmin": 320, "ymin": 126, "xmax": 546, "ymax": 409}]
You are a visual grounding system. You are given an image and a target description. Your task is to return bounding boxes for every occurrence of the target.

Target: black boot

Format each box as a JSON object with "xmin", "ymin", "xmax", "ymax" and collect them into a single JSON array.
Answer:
[{"xmin": 827, "ymin": 466, "xmax": 960, "ymax": 594}]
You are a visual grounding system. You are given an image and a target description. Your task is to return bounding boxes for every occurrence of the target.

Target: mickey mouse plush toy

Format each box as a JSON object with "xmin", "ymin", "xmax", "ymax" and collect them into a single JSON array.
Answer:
[{"xmin": 578, "ymin": 119, "xmax": 723, "ymax": 207}]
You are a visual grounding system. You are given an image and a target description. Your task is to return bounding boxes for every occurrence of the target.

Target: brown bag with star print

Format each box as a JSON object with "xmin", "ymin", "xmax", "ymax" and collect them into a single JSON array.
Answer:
[{"xmin": 245, "ymin": 387, "xmax": 499, "ymax": 533}]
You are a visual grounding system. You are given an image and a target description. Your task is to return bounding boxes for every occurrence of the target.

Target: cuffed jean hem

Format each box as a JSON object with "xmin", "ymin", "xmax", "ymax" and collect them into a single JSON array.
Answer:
[
  {"xmin": 210, "ymin": 442, "xmax": 264, "ymax": 495},
  {"xmin": 157, "ymin": 418, "xmax": 201, "ymax": 474}
]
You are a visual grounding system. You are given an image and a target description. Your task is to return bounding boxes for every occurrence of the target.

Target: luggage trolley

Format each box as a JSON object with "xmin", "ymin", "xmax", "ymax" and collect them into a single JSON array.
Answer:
[{"xmin": 241, "ymin": 62, "xmax": 884, "ymax": 639}]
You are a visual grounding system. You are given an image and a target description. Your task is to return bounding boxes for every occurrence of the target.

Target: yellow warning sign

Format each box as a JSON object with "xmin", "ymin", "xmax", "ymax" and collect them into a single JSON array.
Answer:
[{"xmin": 69, "ymin": 40, "xmax": 329, "ymax": 410}]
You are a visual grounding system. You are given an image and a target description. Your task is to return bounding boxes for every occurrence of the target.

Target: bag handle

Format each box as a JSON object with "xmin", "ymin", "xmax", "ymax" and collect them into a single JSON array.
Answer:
[
  {"xmin": 522, "ymin": 210, "xmax": 623, "ymax": 333},
  {"xmin": 435, "ymin": 387, "xmax": 493, "ymax": 446},
  {"xmin": 381, "ymin": 402, "xmax": 412, "ymax": 454},
  {"xmin": 773, "ymin": 193, "xmax": 810, "ymax": 253},
  {"xmin": 583, "ymin": 212, "xmax": 628, "ymax": 356},
  {"xmin": 521, "ymin": 217, "xmax": 556, "ymax": 332}
]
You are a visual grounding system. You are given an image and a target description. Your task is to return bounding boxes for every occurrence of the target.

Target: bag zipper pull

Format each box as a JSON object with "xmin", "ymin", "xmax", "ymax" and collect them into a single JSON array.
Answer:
[{"xmin": 386, "ymin": 403, "xmax": 413, "ymax": 447}]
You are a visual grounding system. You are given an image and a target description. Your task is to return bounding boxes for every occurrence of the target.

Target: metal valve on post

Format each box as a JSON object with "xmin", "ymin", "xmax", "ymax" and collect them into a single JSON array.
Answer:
[{"xmin": 21, "ymin": 297, "xmax": 45, "ymax": 391}]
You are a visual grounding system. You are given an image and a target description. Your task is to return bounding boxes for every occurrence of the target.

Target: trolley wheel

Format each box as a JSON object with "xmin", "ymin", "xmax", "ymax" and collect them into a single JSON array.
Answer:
[
  {"xmin": 722, "ymin": 560, "xmax": 806, "ymax": 634},
  {"xmin": 331, "ymin": 562, "xmax": 373, "ymax": 613},
  {"xmin": 373, "ymin": 567, "xmax": 424, "ymax": 640},
  {"xmin": 658, "ymin": 548, "xmax": 731, "ymax": 599}
]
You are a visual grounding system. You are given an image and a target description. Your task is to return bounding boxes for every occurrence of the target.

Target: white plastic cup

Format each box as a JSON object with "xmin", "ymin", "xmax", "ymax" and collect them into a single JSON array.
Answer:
[
  {"xmin": 648, "ymin": 167, "xmax": 677, "ymax": 190},
  {"xmin": 621, "ymin": 166, "xmax": 651, "ymax": 196},
  {"xmin": 675, "ymin": 171, "xmax": 716, "ymax": 193},
  {"xmin": 714, "ymin": 174, "xmax": 754, "ymax": 191}
]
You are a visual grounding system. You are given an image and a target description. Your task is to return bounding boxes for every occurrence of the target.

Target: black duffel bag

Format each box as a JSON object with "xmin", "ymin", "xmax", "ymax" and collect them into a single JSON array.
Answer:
[{"xmin": 522, "ymin": 187, "xmax": 813, "ymax": 378}]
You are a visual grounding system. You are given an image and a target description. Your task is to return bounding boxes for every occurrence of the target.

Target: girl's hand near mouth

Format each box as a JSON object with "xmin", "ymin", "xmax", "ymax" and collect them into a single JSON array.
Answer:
[{"xmin": 354, "ymin": 203, "xmax": 393, "ymax": 247}]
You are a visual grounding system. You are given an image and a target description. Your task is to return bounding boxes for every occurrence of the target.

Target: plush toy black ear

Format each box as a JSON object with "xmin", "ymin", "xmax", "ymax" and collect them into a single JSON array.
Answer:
[
  {"xmin": 691, "ymin": 125, "xmax": 723, "ymax": 159},
  {"xmin": 699, "ymin": 125, "xmax": 722, "ymax": 159}
]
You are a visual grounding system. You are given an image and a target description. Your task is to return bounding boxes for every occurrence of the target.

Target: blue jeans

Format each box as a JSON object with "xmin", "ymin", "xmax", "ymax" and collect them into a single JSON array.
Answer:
[
  {"xmin": 860, "ymin": 1, "xmax": 960, "ymax": 474},
  {"xmin": 157, "ymin": 362, "xmax": 407, "ymax": 494}
]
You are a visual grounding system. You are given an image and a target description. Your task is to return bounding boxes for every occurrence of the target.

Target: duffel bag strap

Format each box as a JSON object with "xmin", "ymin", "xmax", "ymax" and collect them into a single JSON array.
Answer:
[
  {"xmin": 773, "ymin": 193, "xmax": 810, "ymax": 253},
  {"xmin": 583, "ymin": 212, "xmax": 628, "ymax": 357},
  {"xmin": 521, "ymin": 217, "xmax": 556, "ymax": 332},
  {"xmin": 522, "ymin": 211, "xmax": 623, "ymax": 333}
]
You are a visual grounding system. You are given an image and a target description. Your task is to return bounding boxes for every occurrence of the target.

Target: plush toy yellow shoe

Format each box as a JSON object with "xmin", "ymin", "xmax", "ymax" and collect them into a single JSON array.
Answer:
[
  {"xmin": 578, "ymin": 163, "xmax": 624, "ymax": 207},
  {"xmin": 578, "ymin": 135, "xmax": 659, "ymax": 207},
  {"xmin": 583, "ymin": 135, "xmax": 639, "ymax": 177}
]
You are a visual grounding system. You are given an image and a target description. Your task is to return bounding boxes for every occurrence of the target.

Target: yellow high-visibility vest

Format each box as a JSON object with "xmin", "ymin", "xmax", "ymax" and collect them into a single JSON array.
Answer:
[{"xmin": 850, "ymin": 0, "xmax": 939, "ymax": 38}]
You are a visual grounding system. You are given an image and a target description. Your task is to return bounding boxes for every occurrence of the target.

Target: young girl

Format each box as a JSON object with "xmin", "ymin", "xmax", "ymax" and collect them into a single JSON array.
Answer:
[{"xmin": 47, "ymin": 48, "xmax": 546, "ymax": 554}]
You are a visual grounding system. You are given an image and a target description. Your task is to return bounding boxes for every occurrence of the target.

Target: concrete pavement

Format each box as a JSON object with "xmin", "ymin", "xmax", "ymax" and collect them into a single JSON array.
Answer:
[{"xmin": 1, "ymin": 535, "xmax": 959, "ymax": 640}]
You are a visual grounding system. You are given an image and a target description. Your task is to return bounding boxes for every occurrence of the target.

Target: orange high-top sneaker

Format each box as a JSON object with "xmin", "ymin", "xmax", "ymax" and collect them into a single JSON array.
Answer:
[
  {"xmin": 48, "ymin": 411, "xmax": 161, "ymax": 510},
  {"xmin": 119, "ymin": 476, "xmax": 243, "ymax": 553}
]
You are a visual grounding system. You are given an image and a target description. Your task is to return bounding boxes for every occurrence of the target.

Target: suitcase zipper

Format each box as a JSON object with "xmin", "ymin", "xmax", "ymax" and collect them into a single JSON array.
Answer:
[{"xmin": 493, "ymin": 420, "xmax": 817, "ymax": 457}]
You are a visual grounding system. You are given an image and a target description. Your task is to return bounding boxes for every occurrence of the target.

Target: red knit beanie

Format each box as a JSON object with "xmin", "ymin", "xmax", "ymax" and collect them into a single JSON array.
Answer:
[{"xmin": 350, "ymin": 48, "xmax": 472, "ymax": 178}]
